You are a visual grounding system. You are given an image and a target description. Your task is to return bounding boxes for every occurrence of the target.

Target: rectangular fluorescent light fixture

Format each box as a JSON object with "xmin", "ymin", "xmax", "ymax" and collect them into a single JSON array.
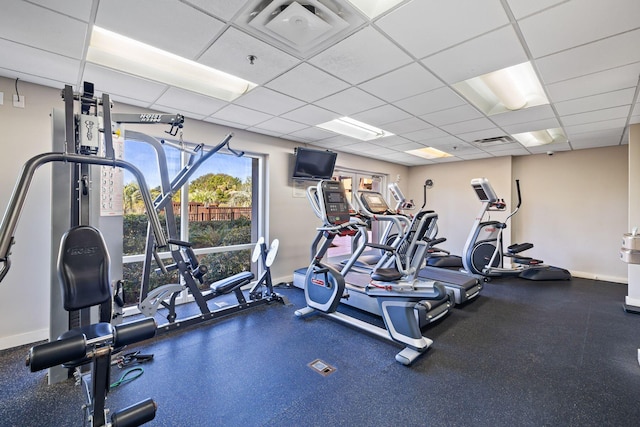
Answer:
[
  {"xmin": 316, "ymin": 117, "xmax": 393, "ymax": 141},
  {"xmin": 452, "ymin": 62, "xmax": 548, "ymax": 116},
  {"xmin": 346, "ymin": 0, "xmax": 405, "ymax": 18},
  {"xmin": 512, "ymin": 128, "xmax": 568, "ymax": 147},
  {"xmin": 87, "ymin": 26, "xmax": 257, "ymax": 102},
  {"xmin": 406, "ymin": 147, "xmax": 453, "ymax": 160}
]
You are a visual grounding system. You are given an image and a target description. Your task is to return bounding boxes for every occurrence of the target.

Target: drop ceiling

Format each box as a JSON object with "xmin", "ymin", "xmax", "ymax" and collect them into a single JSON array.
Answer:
[{"xmin": 1, "ymin": 0, "xmax": 639, "ymax": 165}]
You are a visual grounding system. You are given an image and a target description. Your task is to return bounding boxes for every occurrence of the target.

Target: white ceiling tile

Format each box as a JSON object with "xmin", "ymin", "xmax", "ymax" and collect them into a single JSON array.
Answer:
[
  {"xmin": 152, "ymin": 87, "xmax": 227, "ymax": 116},
  {"xmin": 392, "ymin": 141, "xmax": 426, "ymax": 151},
  {"xmin": 352, "ymin": 104, "xmax": 411, "ymax": 127},
  {"xmin": 384, "ymin": 152, "xmax": 432, "ymax": 165},
  {"xmin": 430, "ymin": 156, "xmax": 463, "ymax": 164},
  {"xmin": 266, "ymin": 63, "xmax": 350, "ymax": 102},
  {"xmin": 0, "ymin": 1, "xmax": 87, "ymax": 58},
  {"xmin": 491, "ymin": 105, "xmax": 556, "ymax": 127},
  {"xmin": 569, "ymin": 128, "xmax": 624, "ymax": 148},
  {"xmin": 209, "ymin": 104, "xmax": 274, "ymax": 127},
  {"xmin": 422, "ymin": 26, "xmax": 527, "ymax": 84},
  {"xmin": 202, "ymin": 116, "xmax": 249, "ymax": 129},
  {"xmin": 554, "ymin": 88, "xmax": 636, "ymax": 116},
  {"xmin": 424, "ymin": 136, "xmax": 467, "ymax": 148},
  {"xmin": 565, "ymin": 118, "xmax": 629, "ymax": 136},
  {"xmin": 536, "ymin": 29, "xmax": 640, "ymax": 84},
  {"xmin": 501, "ymin": 118, "xmax": 560, "ymax": 134},
  {"xmin": 364, "ymin": 146, "xmax": 402, "ymax": 156},
  {"xmin": 457, "ymin": 152, "xmax": 494, "ymax": 160},
  {"xmin": 313, "ymin": 137, "xmax": 356, "ymax": 149},
  {"xmin": 402, "ymin": 127, "xmax": 450, "ymax": 142},
  {"xmin": 359, "ymin": 63, "xmax": 443, "ymax": 102},
  {"xmin": 280, "ymin": 104, "xmax": 340, "ymax": 126},
  {"xmin": 249, "ymin": 117, "xmax": 309, "ymax": 135},
  {"xmin": 505, "ymin": 0, "xmax": 566, "ymax": 19},
  {"xmin": 383, "ymin": 117, "xmax": 432, "ymax": 134},
  {"xmin": 28, "ymin": 0, "xmax": 93, "ymax": 21},
  {"xmin": 96, "ymin": 0, "xmax": 224, "ymax": 59},
  {"xmin": 420, "ymin": 104, "xmax": 483, "ymax": 126},
  {"xmin": 0, "ymin": 39, "xmax": 80, "ymax": 84},
  {"xmin": 309, "ymin": 27, "xmax": 413, "ymax": 84},
  {"xmin": 315, "ymin": 88, "xmax": 386, "ymax": 116},
  {"xmin": 546, "ymin": 62, "xmax": 640, "ymax": 102},
  {"xmin": 561, "ymin": 105, "xmax": 631, "ymax": 126},
  {"xmin": 83, "ymin": 64, "xmax": 168, "ymax": 104},
  {"xmin": 488, "ymin": 147, "xmax": 530, "ymax": 156},
  {"xmin": 370, "ymin": 135, "xmax": 416, "ymax": 148},
  {"xmin": 233, "ymin": 87, "xmax": 305, "ymax": 116},
  {"xmin": 182, "ymin": 0, "xmax": 246, "ymax": 21},
  {"xmin": 519, "ymin": 0, "xmax": 640, "ymax": 58},
  {"xmin": 441, "ymin": 118, "xmax": 496, "ymax": 134},
  {"xmin": 287, "ymin": 127, "xmax": 335, "ymax": 142},
  {"xmin": 108, "ymin": 93, "xmax": 154, "ymax": 110},
  {"xmin": 526, "ymin": 142, "xmax": 571, "ymax": 153},
  {"xmin": 377, "ymin": 0, "xmax": 509, "ymax": 58},
  {"xmin": 197, "ymin": 27, "xmax": 299, "ymax": 85},
  {"xmin": 395, "ymin": 87, "xmax": 466, "ymax": 116},
  {"xmin": 475, "ymin": 142, "xmax": 523, "ymax": 153}
]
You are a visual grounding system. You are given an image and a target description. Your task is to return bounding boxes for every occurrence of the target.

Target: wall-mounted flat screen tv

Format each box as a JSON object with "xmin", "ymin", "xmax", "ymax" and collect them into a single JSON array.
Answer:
[{"xmin": 291, "ymin": 147, "xmax": 337, "ymax": 180}]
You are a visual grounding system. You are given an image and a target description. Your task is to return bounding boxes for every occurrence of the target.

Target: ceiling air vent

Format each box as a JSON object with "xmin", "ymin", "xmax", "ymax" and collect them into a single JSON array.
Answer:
[
  {"xmin": 238, "ymin": 0, "xmax": 364, "ymax": 57},
  {"xmin": 472, "ymin": 136, "xmax": 515, "ymax": 147}
]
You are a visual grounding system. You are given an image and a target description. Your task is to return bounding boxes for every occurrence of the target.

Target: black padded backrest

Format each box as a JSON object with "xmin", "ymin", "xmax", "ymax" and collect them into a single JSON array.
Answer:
[{"xmin": 57, "ymin": 226, "xmax": 111, "ymax": 311}]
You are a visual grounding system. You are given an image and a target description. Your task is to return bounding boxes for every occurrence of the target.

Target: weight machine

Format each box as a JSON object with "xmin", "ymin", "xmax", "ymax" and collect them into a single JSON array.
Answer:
[
  {"xmin": 0, "ymin": 83, "xmax": 167, "ymax": 425},
  {"xmin": 122, "ymin": 130, "xmax": 286, "ymax": 334}
]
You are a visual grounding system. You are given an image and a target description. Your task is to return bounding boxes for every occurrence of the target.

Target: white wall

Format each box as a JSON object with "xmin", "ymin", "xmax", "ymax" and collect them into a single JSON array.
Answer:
[
  {"xmin": 512, "ymin": 147, "xmax": 627, "ymax": 282},
  {"xmin": 406, "ymin": 156, "xmax": 513, "ymax": 260},
  {"xmin": 0, "ymin": 78, "xmax": 59, "ymax": 348},
  {"xmin": 0, "ymin": 77, "xmax": 409, "ymax": 349},
  {"xmin": 406, "ymin": 147, "xmax": 628, "ymax": 282}
]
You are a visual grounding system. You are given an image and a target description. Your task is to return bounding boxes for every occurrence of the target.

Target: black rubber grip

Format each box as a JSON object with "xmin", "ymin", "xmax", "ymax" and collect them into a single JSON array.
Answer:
[
  {"xmin": 111, "ymin": 398, "xmax": 157, "ymax": 427},
  {"xmin": 114, "ymin": 318, "xmax": 157, "ymax": 347},
  {"xmin": 27, "ymin": 335, "xmax": 86, "ymax": 372}
]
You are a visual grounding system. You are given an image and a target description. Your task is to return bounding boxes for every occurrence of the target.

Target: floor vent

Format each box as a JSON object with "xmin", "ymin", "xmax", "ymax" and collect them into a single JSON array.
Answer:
[{"xmin": 308, "ymin": 359, "xmax": 336, "ymax": 376}]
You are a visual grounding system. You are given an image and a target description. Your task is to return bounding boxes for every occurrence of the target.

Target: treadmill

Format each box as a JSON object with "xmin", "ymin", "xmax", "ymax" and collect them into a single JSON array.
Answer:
[
  {"xmin": 353, "ymin": 190, "xmax": 482, "ymax": 305},
  {"xmin": 292, "ymin": 184, "xmax": 451, "ymax": 328}
]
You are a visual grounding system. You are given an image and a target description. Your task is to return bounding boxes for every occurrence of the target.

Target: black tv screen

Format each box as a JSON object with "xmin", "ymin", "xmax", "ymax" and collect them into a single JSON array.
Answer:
[{"xmin": 292, "ymin": 147, "xmax": 337, "ymax": 180}]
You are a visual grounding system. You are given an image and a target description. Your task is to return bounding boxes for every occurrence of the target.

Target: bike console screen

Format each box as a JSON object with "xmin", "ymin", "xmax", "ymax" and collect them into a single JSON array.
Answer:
[{"xmin": 320, "ymin": 181, "xmax": 351, "ymax": 225}]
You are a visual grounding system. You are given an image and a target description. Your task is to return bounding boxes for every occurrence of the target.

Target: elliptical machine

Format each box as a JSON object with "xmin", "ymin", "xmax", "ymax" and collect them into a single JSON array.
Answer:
[
  {"xmin": 295, "ymin": 180, "xmax": 450, "ymax": 365},
  {"xmin": 462, "ymin": 178, "xmax": 571, "ymax": 281}
]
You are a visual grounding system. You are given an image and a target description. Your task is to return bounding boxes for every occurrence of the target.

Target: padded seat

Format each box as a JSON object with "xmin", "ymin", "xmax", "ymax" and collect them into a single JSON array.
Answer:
[{"xmin": 210, "ymin": 271, "xmax": 254, "ymax": 294}]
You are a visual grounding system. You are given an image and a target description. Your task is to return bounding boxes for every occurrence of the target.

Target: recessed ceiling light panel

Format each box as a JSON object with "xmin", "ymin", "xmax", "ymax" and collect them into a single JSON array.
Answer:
[
  {"xmin": 317, "ymin": 117, "xmax": 393, "ymax": 141},
  {"xmin": 453, "ymin": 62, "xmax": 549, "ymax": 116},
  {"xmin": 512, "ymin": 128, "xmax": 567, "ymax": 147},
  {"xmin": 87, "ymin": 26, "xmax": 257, "ymax": 101},
  {"xmin": 406, "ymin": 147, "xmax": 453, "ymax": 159}
]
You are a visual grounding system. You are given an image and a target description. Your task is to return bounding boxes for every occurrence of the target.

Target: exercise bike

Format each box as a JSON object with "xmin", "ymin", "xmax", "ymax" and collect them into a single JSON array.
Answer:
[
  {"xmin": 295, "ymin": 180, "xmax": 451, "ymax": 365},
  {"xmin": 462, "ymin": 178, "xmax": 571, "ymax": 281}
]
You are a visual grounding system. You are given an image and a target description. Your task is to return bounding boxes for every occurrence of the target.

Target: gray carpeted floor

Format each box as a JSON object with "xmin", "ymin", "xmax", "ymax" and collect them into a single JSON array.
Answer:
[{"xmin": 1, "ymin": 276, "xmax": 639, "ymax": 426}]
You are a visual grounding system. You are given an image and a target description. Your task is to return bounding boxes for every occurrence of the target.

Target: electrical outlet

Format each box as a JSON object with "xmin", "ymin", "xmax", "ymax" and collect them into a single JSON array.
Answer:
[
  {"xmin": 0, "ymin": 92, "xmax": 4, "ymax": 105},
  {"xmin": 13, "ymin": 94, "xmax": 25, "ymax": 108}
]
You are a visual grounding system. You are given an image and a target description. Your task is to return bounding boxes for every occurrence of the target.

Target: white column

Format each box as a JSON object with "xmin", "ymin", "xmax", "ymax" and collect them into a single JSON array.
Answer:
[{"xmin": 627, "ymin": 124, "xmax": 640, "ymax": 309}]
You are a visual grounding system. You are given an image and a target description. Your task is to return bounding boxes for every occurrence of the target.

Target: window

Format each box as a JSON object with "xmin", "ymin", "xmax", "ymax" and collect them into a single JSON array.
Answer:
[{"xmin": 121, "ymin": 137, "xmax": 261, "ymax": 309}]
